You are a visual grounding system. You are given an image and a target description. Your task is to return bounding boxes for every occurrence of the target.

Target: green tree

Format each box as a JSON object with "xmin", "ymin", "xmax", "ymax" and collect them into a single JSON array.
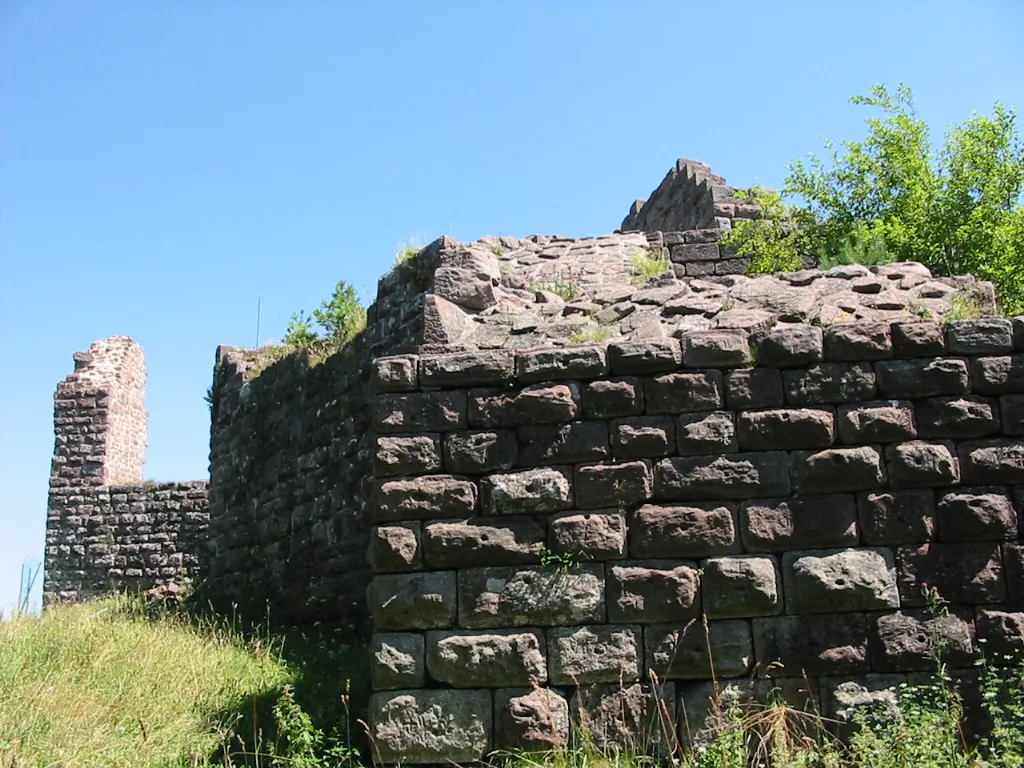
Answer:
[{"xmin": 283, "ymin": 280, "xmax": 366, "ymax": 352}]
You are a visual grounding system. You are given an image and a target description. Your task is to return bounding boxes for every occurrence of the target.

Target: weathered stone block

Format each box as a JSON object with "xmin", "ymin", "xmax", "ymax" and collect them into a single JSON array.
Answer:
[
  {"xmin": 548, "ymin": 625, "xmax": 641, "ymax": 684},
  {"xmin": 680, "ymin": 330, "xmax": 752, "ymax": 368},
  {"xmin": 607, "ymin": 561, "xmax": 700, "ymax": 623},
  {"xmin": 375, "ymin": 391, "xmax": 468, "ymax": 433},
  {"xmin": 756, "ymin": 325, "xmax": 823, "ymax": 368},
  {"xmin": 423, "ymin": 517, "xmax": 543, "ymax": 568},
  {"xmin": 671, "ymin": 242, "xmax": 720, "ymax": 262},
  {"xmin": 371, "ymin": 633, "xmax": 425, "ymax": 690},
  {"xmin": 433, "ymin": 257, "xmax": 500, "ymax": 310},
  {"xmin": 646, "ymin": 620, "xmax": 753, "ymax": 679},
  {"xmin": 368, "ymin": 571, "xmax": 457, "ymax": 630},
  {"xmin": 570, "ymin": 683, "xmax": 677, "ymax": 753},
  {"xmin": 574, "ymin": 461, "xmax": 652, "ymax": 510},
  {"xmin": 1001, "ymin": 395, "xmax": 1024, "ymax": 435},
  {"xmin": 857, "ymin": 490, "xmax": 936, "ymax": 545},
  {"xmin": 702, "ymin": 555, "xmax": 781, "ymax": 618},
  {"xmin": 972, "ymin": 354, "xmax": 1024, "ymax": 395},
  {"xmin": 494, "ymin": 687, "xmax": 569, "ymax": 751},
  {"xmin": 936, "ymin": 488, "xmax": 1017, "ymax": 541},
  {"xmin": 608, "ymin": 340, "xmax": 682, "ymax": 374},
  {"xmin": 837, "ymin": 401, "xmax": 916, "ymax": 444},
  {"xmin": 517, "ymin": 346, "xmax": 609, "ymax": 382},
  {"xmin": 374, "ymin": 434, "xmax": 442, "ymax": 477},
  {"xmin": 725, "ymin": 368, "xmax": 784, "ymax": 409},
  {"xmin": 875, "ymin": 358, "xmax": 970, "ymax": 398},
  {"xmin": 426, "ymin": 630, "xmax": 547, "ymax": 687},
  {"xmin": 783, "ymin": 548, "xmax": 898, "ymax": 614},
  {"xmin": 737, "ymin": 408, "xmax": 835, "ymax": 450},
  {"xmin": 783, "ymin": 363, "xmax": 876, "ymax": 405},
  {"xmin": 740, "ymin": 494, "xmax": 858, "ymax": 552},
  {"xmin": 675, "ymin": 411, "xmax": 737, "ymax": 454},
  {"xmin": 946, "ymin": 319, "xmax": 1015, "ymax": 355},
  {"xmin": 470, "ymin": 383, "xmax": 580, "ymax": 427},
  {"xmin": 645, "ymin": 370, "xmax": 725, "ymax": 414},
  {"xmin": 375, "ymin": 475, "xmax": 477, "ymax": 521},
  {"xmin": 420, "ymin": 350, "xmax": 514, "ymax": 387},
  {"xmin": 517, "ymin": 422, "xmax": 609, "ymax": 466},
  {"xmin": 892, "ymin": 322, "xmax": 946, "ymax": 358},
  {"xmin": 548, "ymin": 511, "xmax": 626, "ymax": 561},
  {"xmin": 886, "ymin": 441, "xmax": 960, "ymax": 488},
  {"xmin": 897, "ymin": 542, "xmax": 1005, "ymax": 606},
  {"xmin": 1015, "ymin": 317, "xmax": 1024, "ymax": 350},
  {"xmin": 915, "ymin": 396, "xmax": 1001, "ymax": 439},
  {"xmin": 630, "ymin": 503, "xmax": 739, "ymax": 557},
  {"xmin": 369, "ymin": 689, "xmax": 492, "ymax": 764},
  {"xmin": 368, "ymin": 523, "xmax": 422, "ymax": 573},
  {"xmin": 976, "ymin": 609, "xmax": 1024, "ymax": 663},
  {"xmin": 481, "ymin": 467, "xmax": 573, "ymax": 515},
  {"xmin": 958, "ymin": 439, "xmax": 1024, "ymax": 484},
  {"xmin": 373, "ymin": 355, "xmax": 418, "ymax": 393},
  {"xmin": 582, "ymin": 378, "xmax": 644, "ymax": 418},
  {"xmin": 444, "ymin": 430, "xmax": 517, "ymax": 474},
  {"xmin": 611, "ymin": 416, "xmax": 675, "ymax": 458},
  {"xmin": 870, "ymin": 609, "xmax": 975, "ymax": 672},
  {"xmin": 458, "ymin": 565, "xmax": 605, "ymax": 628},
  {"xmin": 753, "ymin": 614, "xmax": 869, "ymax": 676},
  {"xmin": 791, "ymin": 446, "xmax": 885, "ymax": 493},
  {"xmin": 1003, "ymin": 542, "xmax": 1024, "ymax": 606},
  {"xmin": 654, "ymin": 452, "xmax": 791, "ymax": 500},
  {"xmin": 824, "ymin": 322, "xmax": 893, "ymax": 361}
]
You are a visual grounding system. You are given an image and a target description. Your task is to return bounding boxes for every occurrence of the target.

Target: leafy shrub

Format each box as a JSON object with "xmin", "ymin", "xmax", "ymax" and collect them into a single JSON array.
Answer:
[
  {"xmin": 629, "ymin": 248, "xmax": 672, "ymax": 284},
  {"xmin": 283, "ymin": 280, "xmax": 366, "ymax": 358}
]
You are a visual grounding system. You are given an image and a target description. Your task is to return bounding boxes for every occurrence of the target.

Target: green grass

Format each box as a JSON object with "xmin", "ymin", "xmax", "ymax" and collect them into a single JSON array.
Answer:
[
  {"xmin": 628, "ymin": 248, "xmax": 671, "ymax": 285},
  {"xmin": 569, "ymin": 323, "xmax": 615, "ymax": 344}
]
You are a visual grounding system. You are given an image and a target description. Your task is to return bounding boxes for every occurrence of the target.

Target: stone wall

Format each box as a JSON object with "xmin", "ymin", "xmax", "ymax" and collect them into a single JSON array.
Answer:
[
  {"xmin": 44, "ymin": 337, "xmax": 209, "ymax": 604},
  {"xmin": 365, "ymin": 319, "xmax": 1024, "ymax": 763}
]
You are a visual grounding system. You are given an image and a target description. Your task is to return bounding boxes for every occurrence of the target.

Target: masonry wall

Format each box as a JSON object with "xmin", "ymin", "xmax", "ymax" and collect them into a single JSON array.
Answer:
[{"xmin": 364, "ymin": 319, "xmax": 1024, "ymax": 764}]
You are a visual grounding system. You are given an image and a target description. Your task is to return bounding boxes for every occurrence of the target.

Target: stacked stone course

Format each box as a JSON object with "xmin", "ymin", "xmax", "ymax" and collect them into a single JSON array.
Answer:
[{"xmin": 366, "ymin": 320, "xmax": 1024, "ymax": 763}]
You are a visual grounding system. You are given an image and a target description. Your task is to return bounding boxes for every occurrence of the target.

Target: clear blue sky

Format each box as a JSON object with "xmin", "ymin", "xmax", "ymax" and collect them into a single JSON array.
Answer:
[{"xmin": 2, "ymin": 1, "xmax": 1022, "ymax": 615}]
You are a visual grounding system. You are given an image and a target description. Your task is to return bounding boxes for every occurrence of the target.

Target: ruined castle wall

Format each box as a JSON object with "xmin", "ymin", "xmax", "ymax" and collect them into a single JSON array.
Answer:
[{"xmin": 364, "ymin": 319, "xmax": 1024, "ymax": 763}]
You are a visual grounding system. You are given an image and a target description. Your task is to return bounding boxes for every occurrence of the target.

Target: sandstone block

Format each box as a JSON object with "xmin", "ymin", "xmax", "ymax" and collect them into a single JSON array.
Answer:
[
  {"xmin": 725, "ymin": 368, "xmax": 784, "ymax": 409},
  {"xmin": 875, "ymin": 358, "xmax": 970, "ymax": 398},
  {"xmin": 371, "ymin": 633, "xmax": 425, "ymax": 690},
  {"xmin": 946, "ymin": 319, "xmax": 1015, "ymax": 355},
  {"xmin": 582, "ymin": 378, "xmax": 644, "ymax": 418},
  {"xmin": 423, "ymin": 517, "xmax": 544, "ymax": 569},
  {"xmin": 608, "ymin": 340, "xmax": 682, "ymax": 374},
  {"xmin": 791, "ymin": 446, "xmax": 885, "ymax": 493},
  {"xmin": 517, "ymin": 422, "xmax": 609, "ymax": 466},
  {"xmin": 426, "ymin": 630, "xmax": 547, "ymax": 687},
  {"xmin": 896, "ymin": 542, "xmax": 1005, "ymax": 606},
  {"xmin": 644, "ymin": 371, "xmax": 723, "ymax": 414},
  {"xmin": 936, "ymin": 488, "xmax": 1016, "ymax": 541},
  {"xmin": 611, "ymin": 416, "xmax": 675, "ymax": 458},
  {"xmin": 444, "ymin": 430, "xmax": 517, "ymax": 474},
  {"xmin": 783, "ymin": 548, "xmax": 899, "ymax": 614},
  {"xmin": 375, "ymin": 475, "xmax": 477, "ymax": 521},
  {"xmin": 646, "ymin": 620, "xmax": 752, "ymax": 679},
  {"xmin": 548, "ymin": 625, "xmax": 641, "ymax": 684},
  {"xmin": 517, "ymin": 346, "xmax": 608, "ymax": 382},
  {"xmin": 368, "ymin": 523, "xmax": 422, "ymax": 573},
  {"xmin": 433, "ymin": 260, "xmax": 500, "ymax": 310},
  {"xmin": 374, "ymin": 435, "xmax": 442, "ymax": 477},
  {"xmin": 824, "ymin": 322, "xmax": 893, "ymax": 361},
  {"xmin": 783, "ymin": 363, "xmax": 876, "ymax": 405},
  {"xmin": 368, "ymin": 571, "xmax": 457, "ymax": 630},
  {"xmin": 373, "ymin": 355, "xmax": 418, "ymax": 393},
  {"xmin": 470, "ymin": 383, "xmax": 580, "ymax": 427},
  {"xmin": 654, "ymin": 452, "xmax": 791, "ymax": 500},
  {"xmin": 369, "ymin": 689, "xmax": 492, "ymax": 764},
  {"xmin": 606, "ymin": 561, "xmax": 700, "ymax": 623},
  {"xmin": 678, "ymin": 680, "xmax": 758, "ymax": 748},
  {"xmin": 494, "ymin": 687, "xmax": 569, "ymax": 751},
  {"xmin": 1003, "ymin": 542, "xmax": 1024, "ymax": 605},
  {"xmin": 680, "ymin": 329, "xmax": 752, "ymax": 368},
  {"xmin": 753, "ymin": 614, "xmax": 869, "ymax": 676},
  {"xmin": 374, "ymin": 391, "xmax": 467, "ymax": 433},
  {"xmin": 675, "ymin": 411, "xmax": 737, "ymax": 454},
  {"xmin": 857, "ymin": 490, "xmax": 936, "ymax": 545},
  {"xmin": 1015, "ymin": 317, "xmax": 1024, "ymax": 350},
  {"xmin": 740, "ymin": 494, "xmax": 858, "ymax": 552},
  {"xmin": 702, "ymin": 555, "xmax": 781, "ymax": 618},
  {"xmin": 886, "ymin": 441, "xmax": 960, "ymax": 488},
  {"xmin": 574, "ymin": 461, "xmax": 652, "ymax": 510},
  {"xmin": 458, "ymin": 565, "xmax": 605, "ymax": 628},
  {"xmin": 737, "ymin": 408, "xmax": 834, "ymax": 450},
  {"xmin": 548, "ymin": 511, "xmax": 626, "ymax": 561},
  {"xmin": 481, "ymin": 467, "xmax": 573, "ymax": 515},
  {"xmin": 671, "ymin": 242, "xmax": 720, "ymax": 262},
  {"xmin": 915, "ymin": 396, "xmax": 1001, "ymax": 439},
  {"xmin": 419, "ymin": 350, "xmax": 515, "ymax": 387},
  {"xmin": 972, "ymin": 354, "xmax": 1024, "ymax": 395},
  {"xmin": 1001, "ymin": 394, "xmax": 1024, "ymax": 435},
  {"xmin": 870, "ymin": 609, "xmax": 975, "ymax": 672},
  {"xmin": 570, "ymin": 683, "xmax": 677, "ymax": 754},
  {"xmin": 975, "ymin": 609, "xmax": 1024, "ymax": 663},
  {"xmin": 630, "ymin": 503, "xmax": 739, "ymax": 558},
  {"xmin": 755, "ymin": 325, "xmax": 823, "ymax": 368},
  {"xmin": 837, "ymin": 401, "xmax": 916, "ymax": 444},
  {"xmin": 958, "ymin": 439, "xmax": 1024, "ymax": 484},
  {"xmin": 892, "ymin": 322, "xmax": 946, "ymax": 357}
]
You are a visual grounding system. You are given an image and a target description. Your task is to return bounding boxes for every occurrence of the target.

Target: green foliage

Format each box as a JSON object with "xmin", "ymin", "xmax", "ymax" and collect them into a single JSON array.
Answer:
[
  {"xmin": 394, "ymin": 237, "xmax": 426, "ymax": 267},
  {"xmin": 721, "ymin": 187, "xmax": 819, "ymax": 274},
  {"xmin": 532, "ymin": 278, "xmax": 582, "ymax": 301},
  {"xmin": 283, "ymin": 280, "xmax": 367, "ymax": 360},
  {"xmin": 538, "ymin": 546, "xmax": 585, "ymax": 575},
  {"xmin": 569, "ymin": 323, "xmax": 615, "ymax": 345},
  {"xmin": 629, "ymin": 248, "xmax": 672, "ymax": 284},
  {"xmin": 817, "ymin": 222, "xmax": 895, "ymax": 269}
]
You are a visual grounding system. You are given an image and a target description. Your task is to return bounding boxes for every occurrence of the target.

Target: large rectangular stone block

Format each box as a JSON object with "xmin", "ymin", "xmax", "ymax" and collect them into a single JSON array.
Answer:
[
  {"xmin": 548, "ymin": 625, "xmax": 641, "ymax": 684},
  {"xmin": 582, "ymin": 378, "xmax": 644, "ymax": 418},
  {"xmin": 374, "ymin": 435, "xmax": 442, "ymax": 477},
  {"xmin": 494, "ymin": 687, "xmax": 569, "ymax": 752},
  {"xmin": 368, "ymin": 523, "xmax": 422, "ymax": 573},
  {"xmin": 1001, "ymin": 395, "xmax": 1024, "ymax": 435},
  {"xmin": 608, "ymin": 340, "xmax": 682, "ymax": 374},
  {"xmin": 791, "ymin": 446, "xmax": 885, "ymax": 493},
  {"xmin": 885, "ymin": 440, "xmax": 961, "ymax": 488},
  {"xmin": 548, "ymin": 511, "xmax": 626, "ymax": 561},
  {"xmin": 737, "ymin": 408, "xmax": 835, "ymax": 450},
  {"xmin": 574, "ymin": 461, "xmax": 652, "ymax": 510},
  {"xmin": 426, "ymin": 629, "xmax": 547, "ymax": 687},
  {"xmin": 740, "ymin": 494, "xmax": 858, "ymax": 552},
  {"xmin": 824, "ymin": 322, "xmax": 893, "ymax": 361},
  {"xmin": 654, "ymin": 452, "xmax": 791, "ymax": 500},
  {"xmin": 457, "ymin": 565, "xmax": 606, "ymax": 628},
  {"xmin": 644, "ymin": 371, "xmax": 723, "ymax": 414},
  {"xmin": 419, "ymin": 350, "xmax": 515, "ymax": 387},
  {"xmin": 837, "ymin": 401, "xmax": 916, "ymax": 444},
  {"xmin": 753, "ymin": 614, "xmax": 869, "ymax": 676},
  {"xmin": 869, "ymin": 609, "xmax": 975, "ymax": 672},
  {"xmin": 611, "ymin": 416, "xmax": 675, "ymax": 458},
  {"xmin": 680, "ymin": 329, "xmax": 752, "ymax": 368},
  {"xmin": 675, "ymin": 411, "xmax": 737, "ymax": 454},
  {"xmin": 480, "ymin": 467, "xmax": 573, "ymax": 515},
  {"xmin": 374, "ymin": 391, "xmax": 468, "ymax": 433},
  {"xmin": 875, "ymin": 358, "xmax": 970, "ymax": 398},
  {"xmin": 645, "ymin": 620, "xmax": 752, "ymax": 679},
  {"xmin": 857, "ymin": 489, "xmax": 936, "ymax": 545},
  {"xmin": 755, "ymin": 325, "xmax": 823, "ymax": 368},
  {"xmin": 957, "ymin": 439, "xmax": 1024, "ymax": 485},
  {"xmin": 443, "ymin": 430, "xmax": 517, "ymax": 474},
  {"xmin": 783, "ymin": 547, "xmax": 899, "ymax": 614},
  {"xmin": 935, "ymin": 488, "xmax": 1017, "ymax": 541},
  {"xmin": 946, "ymin": 319, "xmax": 1015, "ymax": 355},
  {"xmin": 470, "ymin": 383, "xmax": 580, "ymax": 427},
  {"xmin": 517, "ymin": 346, "xmax": 609, "ymax": 382},
  {"xmin": 975, "ymin": 609, "xmax": 1024, "ymax": 664},
  {"xmin": 896, "ymin": 542, "xmax": 1005, "ymax": 606},
  {"xmin": 606, "ymin": 560, "xmax": 701, "ymax": 623},
  {"xmin": 630, "ymin": 503, "xmax": 739, "ymax": 558},
  {"xmin": 915, "ymin": 396, "xmax": 1001, "ymax": 439},
  {"xmin": 375, "ymin": 475, "xmax": 477, "ymax": 521},
  {"xmin": 972, "ymin": 355, "xmax": 1024, "ymax": 395},
  {"xmin": 371, "ymin": 632, "xmax": 425, "ymax": 691},
  {"xmin": 517, "ymin": 422, "xmax": 609, "ymax": 466},
  {"xmin": 570, "ymin": 682, "xmax": 677, "ymax": 754},
  {"xmin": 369, "ymin": 689, "xmax": 492, "ymax": 764},
  {"xmin": 372, "ymin": 355, "xmax": 419, "ymax": 393},
  {"xmin": 725, "ymin": 368, "xmax": 784, "ymax": 409},
  {"xmin": 702, "ymin": 555, "xmax": 782, "ymax": 619},
  {"xmin": 783, "ymin": 362, "xmax": 876, "ymax": 405},
  {"xmin": 368, "ymin": 571, "xmax": 457, "ymax": 630},
  {"xmin": 423, "ymin": 517, "xmax": 544, "ymax": 568},
  {"xmin": 892, "ymin": 321, "xmax": 946, "ymax": 358}
]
